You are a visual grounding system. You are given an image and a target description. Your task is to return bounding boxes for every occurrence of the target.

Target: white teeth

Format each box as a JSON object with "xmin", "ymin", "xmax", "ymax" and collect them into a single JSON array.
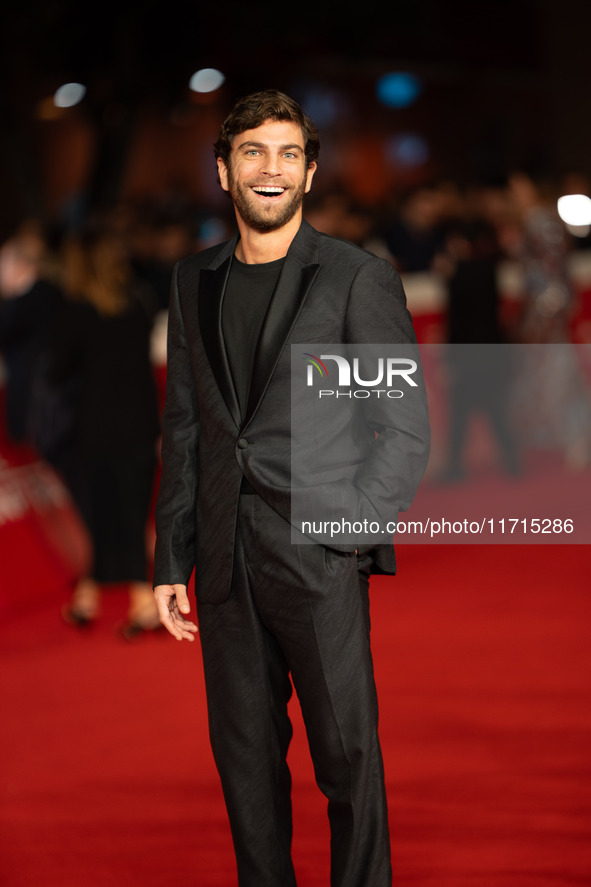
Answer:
[{"xmin": 253, "ymin": 186, "xmax": 285, "ymax": 194}]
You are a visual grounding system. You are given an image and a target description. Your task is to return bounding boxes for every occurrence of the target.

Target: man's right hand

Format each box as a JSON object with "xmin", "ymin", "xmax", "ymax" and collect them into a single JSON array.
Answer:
[{"xmin": 153, "ymin": 584, "xmax": 198, "ymax": 642}]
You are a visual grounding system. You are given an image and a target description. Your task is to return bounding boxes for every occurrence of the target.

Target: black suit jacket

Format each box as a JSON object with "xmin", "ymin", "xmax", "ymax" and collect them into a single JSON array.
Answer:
[{"xmin": 154, "ymin": 220, "xmax": 430, "ymax": 603}]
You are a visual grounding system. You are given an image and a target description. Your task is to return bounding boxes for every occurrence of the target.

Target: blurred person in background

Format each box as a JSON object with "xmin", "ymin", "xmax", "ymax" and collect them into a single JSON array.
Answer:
[
  {"xmin": 434, "ymin": 188, "xmax": 520, "ymax": 479},
  {"xmin": 0, "ymin": 222, "xmax": 64, "ymax": 450},
  {"xmin": 506, "ymin": 171, "xmax": 575, "ymax": 343},
  {"xmin": 504, "ymin": 171, "xmax": 591, "ymax": 469},
  {"xmin": 125, "ymin": 205, "xmax": 198, "ymax": 312},
  {"xmin": 380, "ymin": 185, "xmax": 447, "ymax": 273},
  {"xmin": 436, "ymin": 186, "xmax": 506, "ymax": 344},
  {"xmin": 304, "ymin": 188, "xmax": 374, "ymax": 245},
  {"xmin": 54, "ymin": 223, "xmax": 161, "ymax": 636}
]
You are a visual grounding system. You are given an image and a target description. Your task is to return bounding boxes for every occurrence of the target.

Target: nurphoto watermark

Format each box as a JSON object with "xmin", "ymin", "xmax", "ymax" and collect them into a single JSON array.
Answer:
[{"xmin": 291, "ymin": 343, "xmax": 591, "ymax": 546}]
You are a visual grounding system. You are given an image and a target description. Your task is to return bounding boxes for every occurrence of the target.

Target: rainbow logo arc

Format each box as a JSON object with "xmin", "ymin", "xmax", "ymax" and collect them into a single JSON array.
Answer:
[{"xmin": 302, "ymin": 353, "xmax": 329, "ymax": 377}]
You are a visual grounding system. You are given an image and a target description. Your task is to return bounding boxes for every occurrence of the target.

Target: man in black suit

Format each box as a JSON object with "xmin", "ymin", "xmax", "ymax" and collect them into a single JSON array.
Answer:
[{"xmin": 153, "ymin": 90, "xmax": 430, "ymax": 887}]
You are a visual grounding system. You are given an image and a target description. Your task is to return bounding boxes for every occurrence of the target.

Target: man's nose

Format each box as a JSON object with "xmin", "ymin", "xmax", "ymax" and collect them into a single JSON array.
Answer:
[{"xmin": 260, "ymin": 154, "xmax": 281, "ymax": 176}]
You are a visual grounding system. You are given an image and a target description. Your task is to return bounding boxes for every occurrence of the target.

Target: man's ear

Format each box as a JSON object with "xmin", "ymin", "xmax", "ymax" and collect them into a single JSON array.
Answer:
[
  {"xmin": 305, "ymin": 161, "xmax": 317, "ymax": 194},
  {"xmin": 217, "ymin": 157, "xmax": 229, "ymax": 192}
]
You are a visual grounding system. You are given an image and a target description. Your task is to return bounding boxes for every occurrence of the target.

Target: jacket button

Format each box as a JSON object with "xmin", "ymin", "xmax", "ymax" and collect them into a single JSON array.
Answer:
[{"xmin": 237, "ymin": 438, "xmax": 248, "ymax": 449}]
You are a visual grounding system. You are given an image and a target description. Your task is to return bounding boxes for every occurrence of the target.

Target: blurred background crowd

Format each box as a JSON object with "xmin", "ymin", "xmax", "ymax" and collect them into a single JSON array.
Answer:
[{"xmin": 1, "ymin": 0, "xmax": 591, "ymax": 619}]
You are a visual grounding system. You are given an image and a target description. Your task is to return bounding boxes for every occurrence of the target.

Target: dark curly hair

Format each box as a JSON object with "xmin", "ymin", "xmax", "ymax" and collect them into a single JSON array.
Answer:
[{"xmin": 214, "ymin": 89, "xmax": 320, "ymax": 169}]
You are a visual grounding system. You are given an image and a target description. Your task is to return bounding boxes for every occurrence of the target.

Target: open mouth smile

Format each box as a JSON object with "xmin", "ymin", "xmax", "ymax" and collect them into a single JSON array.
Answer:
[{"xmin": 251, "ymin": 186, "xmax": 286, "ymax": 198}]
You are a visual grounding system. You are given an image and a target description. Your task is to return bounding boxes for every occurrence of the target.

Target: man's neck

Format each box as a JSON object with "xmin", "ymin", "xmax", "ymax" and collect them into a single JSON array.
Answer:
[{"xmin": 234, "ymin": 212, "xmax": 302, "ymax": 264}]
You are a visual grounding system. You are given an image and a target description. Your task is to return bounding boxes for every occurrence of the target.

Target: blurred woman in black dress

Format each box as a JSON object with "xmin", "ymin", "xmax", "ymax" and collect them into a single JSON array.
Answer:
[{"xmin": 54, "ymin": 224, "xmax": 161, "ymax": 636}]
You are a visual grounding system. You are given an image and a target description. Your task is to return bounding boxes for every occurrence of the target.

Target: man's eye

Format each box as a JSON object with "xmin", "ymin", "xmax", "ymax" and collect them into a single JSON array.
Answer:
[{"xmin": 246, "ymin": 150, "xmax": 260, "ymax": 156}]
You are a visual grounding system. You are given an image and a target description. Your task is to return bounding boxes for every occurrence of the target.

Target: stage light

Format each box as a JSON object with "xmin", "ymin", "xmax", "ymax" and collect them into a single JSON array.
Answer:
[
  {"xmin": 376, "ymin": 72, "xmax": 422, "ymax": 109},
  {"xmin": 386, "ymin": 133, "xmax": 429, "ymax": 168},
  {"xmin": 557, "ymin": 194, "xmax": 591, "ymax": 226},
  {"xmin": 189, "ymin": 68, "xmax": 225, "ymax": 94},
  {"xmin": 53, "ymin": 83, "xmax": 86, "ymax": 108}
]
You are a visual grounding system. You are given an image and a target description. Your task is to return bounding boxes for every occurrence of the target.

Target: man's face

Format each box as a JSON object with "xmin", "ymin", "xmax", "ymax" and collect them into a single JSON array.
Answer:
[{"xmin": 217, "ymin": 120, "xmax": 316, "ymax": 233}]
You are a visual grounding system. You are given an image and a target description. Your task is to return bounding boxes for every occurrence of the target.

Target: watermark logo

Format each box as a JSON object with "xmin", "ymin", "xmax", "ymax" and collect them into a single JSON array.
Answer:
[
  {"xmin": 302, "ymin": 351, "xmax": 418, "ymax": 398},
  {"xmin": 302, "ymin": 353, "xmax": 329, "ymax": 382}
]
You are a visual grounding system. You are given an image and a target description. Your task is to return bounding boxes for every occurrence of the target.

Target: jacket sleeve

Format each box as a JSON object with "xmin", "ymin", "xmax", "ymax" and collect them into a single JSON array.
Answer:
[{"xmin": 153, "ymin": 262, "xmax": 200, "ymax": 586}]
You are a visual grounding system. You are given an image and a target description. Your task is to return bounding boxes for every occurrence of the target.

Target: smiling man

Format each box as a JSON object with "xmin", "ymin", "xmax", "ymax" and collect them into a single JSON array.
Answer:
[
  {"xmin": 153, "ymin": 89, "xmax": 430, "ymax": 887},
  {"xmin": 218, "ymin": 119, "xmax": 315, "ymax": 238}
]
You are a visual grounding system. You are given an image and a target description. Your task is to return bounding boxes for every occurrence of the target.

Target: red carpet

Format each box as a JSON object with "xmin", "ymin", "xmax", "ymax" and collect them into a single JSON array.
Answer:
[
  {"xmin": 1, "ymin": 541, "xmax": 590, "ymax": 886},
  {"xmin": 1, "ymin": 380, "xmax": 591, "ymax": 885}
]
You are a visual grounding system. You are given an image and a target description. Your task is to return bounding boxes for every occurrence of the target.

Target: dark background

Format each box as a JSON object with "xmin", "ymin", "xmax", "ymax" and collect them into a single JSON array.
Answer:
[{"xmin": 1, "ymin": 0, "xmax": 590, "ymax": 238}]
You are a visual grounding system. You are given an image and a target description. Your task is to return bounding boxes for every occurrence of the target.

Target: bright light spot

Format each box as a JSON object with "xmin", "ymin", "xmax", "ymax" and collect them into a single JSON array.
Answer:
[
  {"xmin": 53, "ymin": 82, "xmax": 86, "ymax": 108},
  {"xmin": 566, "ymin": 224, "xmax": 590, "ymax": 238},
  {"xmin": 376, "ymin": 72, "xmax": 422, "ymax": 109},
  {"xmin": 189, "ymin": 68, "xmax": 225, "ymax": 93},
  {"xmin": 386, "ymin": 133, "xmax": 429, "ymax": 168},
  {"xmin": 557, "ymin": 194, "xmax": 591, "ymax": 226}
]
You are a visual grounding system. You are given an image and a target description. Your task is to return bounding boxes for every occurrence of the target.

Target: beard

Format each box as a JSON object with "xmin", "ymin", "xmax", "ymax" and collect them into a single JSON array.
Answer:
[{"xmin": 226, "ymin": 164, "xmax": 308, "ymax": 233}]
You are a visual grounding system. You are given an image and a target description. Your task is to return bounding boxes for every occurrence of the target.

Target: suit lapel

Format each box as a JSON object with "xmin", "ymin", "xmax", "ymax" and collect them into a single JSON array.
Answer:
[
  {"xmin": 198, "ymin": 239, "xmax": 241, "ymax": 428},
  {"xmin": 243, "ymin": 221, "xmax": 320, "ymax": 428}
]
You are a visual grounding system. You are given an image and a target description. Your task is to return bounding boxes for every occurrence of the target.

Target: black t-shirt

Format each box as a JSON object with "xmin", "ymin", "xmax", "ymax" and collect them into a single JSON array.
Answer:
[{"xmin": 222, "ymin": 255, "xmax": 285, "ymax": 418}]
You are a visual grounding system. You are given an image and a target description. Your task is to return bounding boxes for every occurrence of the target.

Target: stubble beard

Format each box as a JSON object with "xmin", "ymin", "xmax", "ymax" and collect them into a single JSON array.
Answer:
[{"xmin": 226, "ymin": 164, "xmax": 308, "ymax": 233}]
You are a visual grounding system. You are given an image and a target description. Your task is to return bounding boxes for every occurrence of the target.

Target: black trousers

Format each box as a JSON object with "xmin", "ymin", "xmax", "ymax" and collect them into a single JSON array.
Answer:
[{"xmin": 196, "ymin": 494, "xmax": 392, "ymax": 887}]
